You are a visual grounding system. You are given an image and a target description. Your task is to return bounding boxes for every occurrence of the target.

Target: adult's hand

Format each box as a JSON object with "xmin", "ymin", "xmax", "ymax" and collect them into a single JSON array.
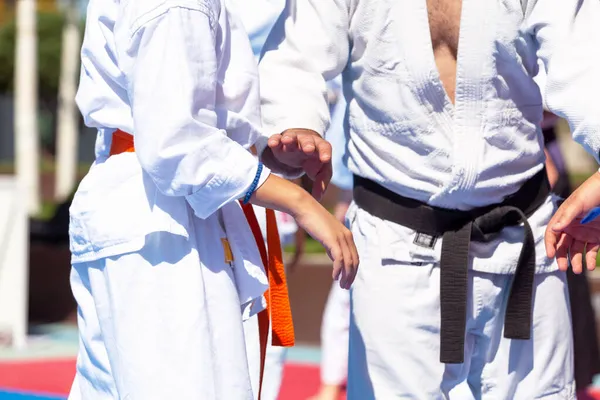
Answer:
[
  {"xmin": 545, "ymin": 171, "xmax": 600, "ymax": 273},
  {"xmin": 265, "ymin": 129, "xmax": 332, "ymax": 200}
]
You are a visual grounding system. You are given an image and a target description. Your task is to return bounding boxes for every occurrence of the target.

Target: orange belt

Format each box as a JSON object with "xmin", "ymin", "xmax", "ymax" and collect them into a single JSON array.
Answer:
[{"xmin": 109, "ymin": 129, "xmax": 295, "ymax": 399}]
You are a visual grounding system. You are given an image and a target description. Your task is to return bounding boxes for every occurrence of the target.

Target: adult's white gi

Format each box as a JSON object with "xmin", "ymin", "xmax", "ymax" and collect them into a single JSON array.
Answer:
[
  {"xmin": 258, "ymin": 0, "xmax": 600, "ymax": 398},
  {"xmin": 68, "ymin": 0, "xmax": 275, "ymax": 398}
]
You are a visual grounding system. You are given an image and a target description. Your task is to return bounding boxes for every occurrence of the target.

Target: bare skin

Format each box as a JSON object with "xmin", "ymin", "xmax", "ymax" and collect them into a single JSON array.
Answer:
[
  {"xmin": 545, "ymin": 148, "xmax": 560, "ymax": 189},
  {"xmin": 427, "ymin": 0, "xmax": 462, "ymax": 104}
]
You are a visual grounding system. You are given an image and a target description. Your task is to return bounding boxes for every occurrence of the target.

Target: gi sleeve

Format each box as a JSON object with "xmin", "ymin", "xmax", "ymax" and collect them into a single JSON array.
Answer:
[
  {"xmin": 326, "ymin": 77, "xmax": 353, "ymax": 191},
  {"xmin": 525, "ymin": 0, "xmax": 600, "ymax": 164},
  {"xmin": 256, "ymin": 0, "xmax": 351, "ymax": 156},
  {"xmin": 125, "ymin": 3, "xmax": 270, "ymax": 219}
]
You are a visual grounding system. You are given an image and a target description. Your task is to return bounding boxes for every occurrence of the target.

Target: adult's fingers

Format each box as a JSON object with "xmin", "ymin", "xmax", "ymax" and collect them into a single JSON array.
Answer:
[
  {"xmin": 544, "ymin": 221, "xmax": 560, "ymax": 259},
  {"xmin": 296, "ymin": 134, "xmax": 317, "ymax": 156},
  {"xmin": 329, "ymin": 246, "xmax": 343, "ymax": 282},
  {"xmin": 586, "ymin": 243, "xmax": 599, "ymax": 272},
  {"xmin": 280, "ymin": 131, "xmax": 298, "ymax": 145},
  {"xmin": 563, "ymin": 224, "xmax": 600, "ymax": 243},
  {"xmin": 267, "ymin": 134, "xmax": 283, "ymax": 148},
  {"xmin": 280, "ymin": 129, "xmax": 320, "ymax": 148},
  {"xmin": 345, "ymin": 230, "xmax": 359, "ymax": 288},
  {"xmin": 311, "ymin": 163, "xmax": 332, "ymax": 201},
  {"xmin": 546, "ymin": 197, "xmax": 591, "ymax": 259},
  {"xmin": 570, "ymin": 240, "xmax": 585, "ymax": 274},
  {"xmin": 545, "ymin": 197, "xmax": 584, "ymax": 258},
  {"xmin": 296, "ymin": 133, "xmax": 317, "ymax": 155},
  {"xmin": 555, "ymin": 233, "xmax": 572, "ymax": 271},
  {"xmin": 550, "ymin": 195, "xmax": 584, "ymax": 233},
  {"xmin": 313, "ymin": 136, "xmax": 332, "ymax": 163},
  {"xmin": 338, "ymin": 234, "xmax": 353, "ymax": 289}
]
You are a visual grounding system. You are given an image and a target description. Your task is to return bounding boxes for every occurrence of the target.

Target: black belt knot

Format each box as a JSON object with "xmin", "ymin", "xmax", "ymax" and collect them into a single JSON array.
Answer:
[{"xmin": 353, "ymin": 169, "xmax": 549, "ymax": 364}]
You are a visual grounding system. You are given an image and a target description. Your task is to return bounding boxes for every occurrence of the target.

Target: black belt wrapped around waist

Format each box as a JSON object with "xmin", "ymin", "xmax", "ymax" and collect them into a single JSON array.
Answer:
[{"xmin": 353, "ymin": 169, "xmax": 550, "ymax": 364}]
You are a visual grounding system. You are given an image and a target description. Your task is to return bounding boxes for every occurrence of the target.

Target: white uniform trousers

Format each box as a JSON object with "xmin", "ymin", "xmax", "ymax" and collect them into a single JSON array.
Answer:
[
  {"xmin": 69, "ymin": 215, "xmax": 255, "ymax": 400},
  {"xmin": 347, "ymin": 206, "xmax": 575, "ymax": 400}
]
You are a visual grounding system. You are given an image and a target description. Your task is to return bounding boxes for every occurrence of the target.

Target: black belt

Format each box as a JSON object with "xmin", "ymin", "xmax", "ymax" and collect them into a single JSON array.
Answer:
[{"xmin": 353, "ymin": 168, "xmax": 550, "ymax": 364}]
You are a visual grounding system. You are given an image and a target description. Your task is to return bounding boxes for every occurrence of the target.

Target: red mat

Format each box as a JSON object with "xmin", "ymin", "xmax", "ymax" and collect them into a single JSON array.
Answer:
[
  {"xmin": 0, "ymin": 359, "xmax": 75, "ymax": 396},
  {"xmin": 0, "ymin": 359, "xmax": 597, "ymax": 400},
  {"xmin": 0, "ymin": 359, "xmax": 329, "ymax": 400}
]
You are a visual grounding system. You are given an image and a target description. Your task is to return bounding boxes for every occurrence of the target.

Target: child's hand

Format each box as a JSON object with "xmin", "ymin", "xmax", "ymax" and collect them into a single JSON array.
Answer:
[
  {"xmin": 250, "ymin": 174, "xmax": 359, "ymax": 288},
  {"xmin": 293, "ymin": 198, "xmax": 359, "ymax": 289}
]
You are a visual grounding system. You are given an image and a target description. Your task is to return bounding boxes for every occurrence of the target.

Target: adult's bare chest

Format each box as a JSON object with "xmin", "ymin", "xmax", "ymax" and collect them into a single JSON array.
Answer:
[{"xmin": 426, "ymin": 0, "xmax": 462, "ymax": 57}]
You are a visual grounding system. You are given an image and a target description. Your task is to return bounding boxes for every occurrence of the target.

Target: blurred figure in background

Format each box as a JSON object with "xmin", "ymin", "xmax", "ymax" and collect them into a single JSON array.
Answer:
[
  {"xmin": 542, "ymin": 112, "xmax": 570, "ymax": 198},
  {"xmin": 308, "ymin": 75, "xmax": 352, "ymax": 400},
  {"xmin": 536, "ymin": 65, "xmax": 600, "ymax": 400},
  {"xmin": 542, "ymin": 113, "xmax": 600, "ymax": 400}
]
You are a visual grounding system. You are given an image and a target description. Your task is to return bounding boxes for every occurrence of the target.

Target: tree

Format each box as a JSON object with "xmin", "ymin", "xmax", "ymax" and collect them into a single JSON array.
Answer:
[
  {"xmin": 0, "ymin": 11, "xmax": 88, "ymax": 157},
  {"xmin": 1, "ymin": 11, "xmax": 65, "ymax": 155},
  {"xmin": 0, "ymin": 11, "xmax": 65, "ymax": 100}
]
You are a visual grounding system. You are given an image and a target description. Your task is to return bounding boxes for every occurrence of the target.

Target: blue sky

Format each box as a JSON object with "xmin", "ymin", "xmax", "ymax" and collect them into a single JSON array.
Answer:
[{"xmin": 55, "ymin": 0, "xmax": 88, "ymax": 18}]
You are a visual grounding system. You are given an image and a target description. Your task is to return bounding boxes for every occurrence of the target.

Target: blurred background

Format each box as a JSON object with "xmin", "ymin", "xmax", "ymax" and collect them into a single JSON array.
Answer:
[{"xmin": 0, "ymin": 1, "xmax": 600, "ymax": 399}]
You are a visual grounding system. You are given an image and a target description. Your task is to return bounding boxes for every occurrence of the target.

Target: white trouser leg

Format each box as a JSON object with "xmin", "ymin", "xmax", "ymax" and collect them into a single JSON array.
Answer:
[
  {"xmin": 243, "ymin": 313, "xmax": 289, "ymax": 400},
  {"xmin": 69, "ymin": 217, "xmax": 254, "ymax": 400},
  {"xmin": 262, "ymin": 337, "xmax": 288, "ymax": 400},
  {"xmin": 475, "ymin": 270, "xmax": 574, "ymax": 400},
  {"xmin": 320, "ymin": 281, "xmax": 350, "ymax": 386},
  {"xmin": 243, "ymin": 314, "xmax": 261, "ymax": 400},
  {"xmin": 347, "ymin": 209, "xmax": 574, "ymax": 400}
]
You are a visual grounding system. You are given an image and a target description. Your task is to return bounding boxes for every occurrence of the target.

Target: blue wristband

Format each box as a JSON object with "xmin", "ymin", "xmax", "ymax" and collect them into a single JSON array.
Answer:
[{"xmin": 243, "ymin": 162, "xmax": 264, "ymax": 204}]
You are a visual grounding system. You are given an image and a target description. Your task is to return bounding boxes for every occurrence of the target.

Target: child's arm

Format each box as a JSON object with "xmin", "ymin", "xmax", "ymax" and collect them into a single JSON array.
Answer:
[
  {"xmin": 250, "ymin": 174, "xmax": 358, "ymax": 289},
  {"xmin": 124, "ymin": 3, "xmax": 268, "ymax": 220},
  {"xmin": 120, "ymin": 3, "xmax": 358, "ymax": 287}
]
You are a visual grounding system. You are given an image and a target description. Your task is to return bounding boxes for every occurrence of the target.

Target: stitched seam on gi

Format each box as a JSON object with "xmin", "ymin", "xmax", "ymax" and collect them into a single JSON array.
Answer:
[{"xmin": 128, "ymin": 0, "xmax": 217, "ymax": 39}]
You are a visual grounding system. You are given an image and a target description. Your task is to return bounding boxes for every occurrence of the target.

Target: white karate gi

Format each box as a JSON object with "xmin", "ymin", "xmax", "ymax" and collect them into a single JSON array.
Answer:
[
  {"xmin": 69, "ymin": 0, "xmax": 278, "ymax": 398},
  {"xmin": 258, "ymin": 0, "xmax": 600, "ymax": 398}
]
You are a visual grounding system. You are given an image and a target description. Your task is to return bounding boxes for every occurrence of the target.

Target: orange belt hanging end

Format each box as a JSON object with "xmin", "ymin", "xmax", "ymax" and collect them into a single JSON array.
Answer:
[{"xmin": 240, "ymin": 204, "xmax": 295, "ymax": 400}]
